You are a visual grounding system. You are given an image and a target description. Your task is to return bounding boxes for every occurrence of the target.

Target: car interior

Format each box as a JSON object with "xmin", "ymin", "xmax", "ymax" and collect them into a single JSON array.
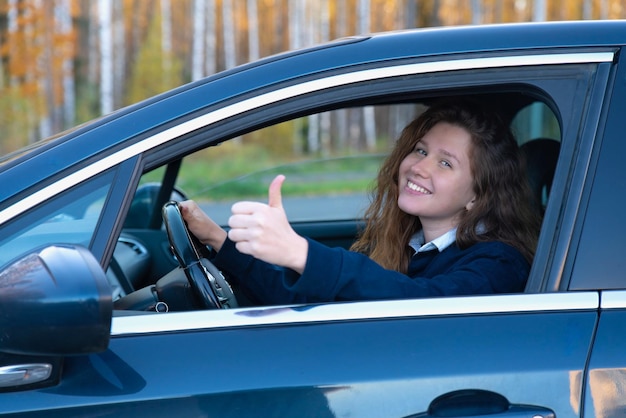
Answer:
[{"xmin": 108, "ymin": 91, "xmax": 561, "ymax": 312}]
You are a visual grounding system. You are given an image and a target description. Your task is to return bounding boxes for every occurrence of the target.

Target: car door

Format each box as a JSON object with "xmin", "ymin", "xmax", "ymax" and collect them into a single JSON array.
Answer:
[
  {"xmin": 0, "ymin": 293, "xmax": 595, "ymax": 417},
  {"xmin": 100, "ymin": 51, "xmax": 610, "ymax": 417}
]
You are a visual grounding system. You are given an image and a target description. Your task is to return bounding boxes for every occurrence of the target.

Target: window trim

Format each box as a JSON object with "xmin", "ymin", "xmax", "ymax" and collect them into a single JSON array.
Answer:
[{"xmin": 111, "ymin": 291, "xmax": 598, "ymax": 336}]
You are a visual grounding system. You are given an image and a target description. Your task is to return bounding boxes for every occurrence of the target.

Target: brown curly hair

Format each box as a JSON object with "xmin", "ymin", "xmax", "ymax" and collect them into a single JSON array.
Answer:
[{"xmin": 350, "ymin": 99, "xmax": 541, "ymax": 273}]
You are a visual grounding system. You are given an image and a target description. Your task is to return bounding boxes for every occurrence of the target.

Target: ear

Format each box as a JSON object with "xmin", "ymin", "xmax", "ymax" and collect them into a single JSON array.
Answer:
[{"xmin": 465, "ymin": 196, "xmax": 476, "ymax": 211}]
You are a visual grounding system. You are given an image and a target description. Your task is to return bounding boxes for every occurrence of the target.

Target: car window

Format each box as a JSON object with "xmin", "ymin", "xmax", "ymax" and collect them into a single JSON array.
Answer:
[
  {"xmin": 511, "ymin": 101, "xmax": 561, "ymax": 145},
  {"xmin": 174, "ymin": 104, "xmax": 421, "ymax": 224},
  {"xmin": 0, "ymin": 170, "xmax": 115, "ymax": 268}
]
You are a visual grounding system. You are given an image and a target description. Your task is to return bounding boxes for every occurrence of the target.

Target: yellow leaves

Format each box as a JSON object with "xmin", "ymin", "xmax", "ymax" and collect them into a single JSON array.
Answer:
[{"xmin": 0, "ymin": 0, "xmax": 624, "ymax": 154}]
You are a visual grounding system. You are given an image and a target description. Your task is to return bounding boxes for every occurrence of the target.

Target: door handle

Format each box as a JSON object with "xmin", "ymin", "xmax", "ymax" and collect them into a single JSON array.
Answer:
[{"xmin": 404, "ymin": 389, "xmax": 555, "ymax": 418}]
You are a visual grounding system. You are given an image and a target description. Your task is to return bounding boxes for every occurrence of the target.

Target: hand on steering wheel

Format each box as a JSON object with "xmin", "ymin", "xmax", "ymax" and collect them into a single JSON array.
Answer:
[{"xmin": 162, "ymin": 201, "xmax": 237, "ymax": 309}]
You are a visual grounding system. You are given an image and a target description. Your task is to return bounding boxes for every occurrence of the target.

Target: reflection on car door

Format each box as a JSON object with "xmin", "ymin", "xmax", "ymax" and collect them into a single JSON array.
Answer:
[{"xmin": 2, "ymin": 292, "xmax": 594, "ymax": 417}]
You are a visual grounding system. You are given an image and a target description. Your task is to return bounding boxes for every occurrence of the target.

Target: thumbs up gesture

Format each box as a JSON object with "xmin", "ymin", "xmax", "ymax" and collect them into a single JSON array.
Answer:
[{"xmin": 228, "ymin": 175, "xmax": 309, "ymax": 273}]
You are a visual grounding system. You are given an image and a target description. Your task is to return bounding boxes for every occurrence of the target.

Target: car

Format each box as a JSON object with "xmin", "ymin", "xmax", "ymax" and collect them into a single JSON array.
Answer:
[{"xmin": 1, "ymin": 19, "xmax": 626, "ymax": 417}]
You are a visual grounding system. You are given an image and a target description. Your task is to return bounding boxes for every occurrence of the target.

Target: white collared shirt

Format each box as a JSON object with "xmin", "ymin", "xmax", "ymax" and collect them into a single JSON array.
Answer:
[{"xmin": 409, "ymin": 228, "xmax": 457, "ymax": 254}]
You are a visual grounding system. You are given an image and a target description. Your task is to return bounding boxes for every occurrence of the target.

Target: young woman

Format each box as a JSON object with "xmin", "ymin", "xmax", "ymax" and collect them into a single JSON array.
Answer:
[{"xmin": 180, "ymin": 100, "xmax": 541, "ymax": 305}]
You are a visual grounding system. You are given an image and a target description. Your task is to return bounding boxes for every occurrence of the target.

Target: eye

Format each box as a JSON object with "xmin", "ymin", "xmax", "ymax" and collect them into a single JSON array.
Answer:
[
  {"xmin": 414, "ymin": 147, "xmax": 427, "ymax": 156},
  {"xmin": 440, "ymin": 160, "xmax": 452, "ymax": 168}
]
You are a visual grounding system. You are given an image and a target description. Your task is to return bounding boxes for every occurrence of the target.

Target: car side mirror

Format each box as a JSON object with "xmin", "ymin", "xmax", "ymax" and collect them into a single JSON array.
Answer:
[{"xmin": 0, "ymin": 245, "xmax": 112, "ymax": 356}]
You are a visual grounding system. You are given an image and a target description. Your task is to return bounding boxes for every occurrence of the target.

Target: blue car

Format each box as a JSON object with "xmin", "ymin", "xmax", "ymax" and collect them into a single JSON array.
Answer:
[{"xmin": 1, "ymin": 20, "xmax": 626, "ymax": 417}]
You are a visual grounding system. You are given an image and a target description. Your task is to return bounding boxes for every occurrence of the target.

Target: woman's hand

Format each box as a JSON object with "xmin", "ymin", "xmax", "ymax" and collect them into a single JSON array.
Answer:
[
  {"xmin": 228, "ymin": 175, "xmax": 308, "ymax": 274},
  {"xmin": 179, "ymin": 200, "xmax": 228, "ymax": 251}
]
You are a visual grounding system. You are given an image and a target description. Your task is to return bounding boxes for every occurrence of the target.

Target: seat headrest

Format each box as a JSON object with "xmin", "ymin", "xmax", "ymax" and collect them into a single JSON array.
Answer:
[{"xmin": 520, "ymin": 138, "xmax": 560, "ymax": 213}]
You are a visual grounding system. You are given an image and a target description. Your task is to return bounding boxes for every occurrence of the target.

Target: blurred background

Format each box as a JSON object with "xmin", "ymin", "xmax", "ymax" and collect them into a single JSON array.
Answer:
[{"xmin": 0, "ymin": 0, "xmax": 623, "ymax": 155}]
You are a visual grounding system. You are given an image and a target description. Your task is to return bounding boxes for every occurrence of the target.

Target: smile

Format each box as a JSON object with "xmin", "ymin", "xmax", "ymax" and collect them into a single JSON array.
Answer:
[{"xmin": 407, "ymin": 180, "xmax": 431, "ymax": 194}]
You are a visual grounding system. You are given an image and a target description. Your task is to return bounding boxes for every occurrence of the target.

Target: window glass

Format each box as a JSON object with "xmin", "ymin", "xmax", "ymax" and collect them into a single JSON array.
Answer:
[
  {"xmin": 175, "ymin": 104, "xmax": 421, "ymax": 224},
  {"xmin": 0, "ymin": 170, "xmax": 115, "ymax": 268},
  {"xmin": 511, "ymin": 102, "xmax": 561, "ymax": 145}
]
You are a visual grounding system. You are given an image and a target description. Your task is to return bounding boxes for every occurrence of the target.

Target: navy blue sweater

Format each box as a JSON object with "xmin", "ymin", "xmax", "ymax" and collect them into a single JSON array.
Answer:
[{"xmin": 213, "ymin": 237, "xmax": 530, "ymax": 305}]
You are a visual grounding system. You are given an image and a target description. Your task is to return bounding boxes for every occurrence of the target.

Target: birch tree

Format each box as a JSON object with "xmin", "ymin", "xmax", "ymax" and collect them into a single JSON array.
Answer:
[
  {"xmin": 247, "ymin": 0, "xmax": 259, "ymax": 62},
  {"xmin": 318, "ymin": 0, "xmax": 331, "ymax": 156},
  {"xmin": 39, "ymin": 0, "xmax": 55, "ymax": 139},
  {"xmin": 306, "ymin": 2, "xmax": 319, "ymax": 154},
  {"xmin": 471, "ymin": 0, "xmax": 483, "ymax": 24},
  {"xmin": 599, "ymin": 0, "xmax": 610, "ymax": 19},
  {"xmin": 205, "ymin": 0, "xmax": 216, "ymax": 75},
  {"xmin": 58, "ymin": 0, "xmax": 76, "ymax": 129},
  {"xmin": 191, "ymin": 0, "xmax": 206, "ymax": 81},
  {"xmin": 99, "ymin": 0, "xmax": 114, "ymax": 115},
  {"xmin": 112, "ymin": 0, "xmax": 125, "ymax": 110},
  {"xmin": 358, "ymin": 0, "xmax": 377, "ymax": 152},
  {"xmin": 533, "ymin": 0, "xmax": 546, "ymax": 21},
  {"xmin": 333, "ymin": 0, "xmax": 349, "ymax": 152},
  {"xmin": 222, "ymin": 0, "xmax": 236, "ymax": 69},
  {"xmin": 289, "ymin": 0, "xmax": 306, "ymax": 154},
  {"xmin": 161, "ymin": 0, "xmax": 173, "ymax": 88}
]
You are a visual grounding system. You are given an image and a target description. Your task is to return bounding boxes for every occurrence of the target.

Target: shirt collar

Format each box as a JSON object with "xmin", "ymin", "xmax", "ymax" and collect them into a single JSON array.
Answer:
[{"xmin": 409, "ymin": 228, "xmax": 457, "ymax": 254}]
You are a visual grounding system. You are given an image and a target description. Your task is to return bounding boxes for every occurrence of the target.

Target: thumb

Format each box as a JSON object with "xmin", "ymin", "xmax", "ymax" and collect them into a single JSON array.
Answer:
[{"xmin": 268, "ymin": 174, "xmax": 285, "ymax": 208}]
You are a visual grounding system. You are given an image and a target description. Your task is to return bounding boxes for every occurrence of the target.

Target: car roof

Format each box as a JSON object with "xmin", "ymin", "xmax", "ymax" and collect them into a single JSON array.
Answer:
[{"xmin": 1, "ymin": 20, "xmax": 624, "ymax": 202}]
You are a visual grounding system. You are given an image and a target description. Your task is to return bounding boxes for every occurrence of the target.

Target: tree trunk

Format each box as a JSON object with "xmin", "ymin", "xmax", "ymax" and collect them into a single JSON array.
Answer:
[
  {"xmin": 99, "ymin": 0, "xmax": 114, "ymax": 115},
  {"xmin": 112, "ymin": 0, "xmax": 125, "ymax": 109},
  {"xmin": 247, "ymin": 0, "xmax": 259, "ymax": 61},
  {"xmin": 161, "ymin": 0, "xmax": 172, "ymax": 85},
  {"xmin": 289, "ymin": 0, "xmax": 306, "ymax": 154},
  {"xmin": 191, "ymin": 0, "xmax": 206, "ymax": 81},
  {"xmin": 205, "ymin": 0, "xmax": 217, "ymax": 75},
  {"xmin": 358, "ymin": 0, "xmax": 376, "ymax": 152},
  {"xmin": 471, "ymin": 0, "xmax": 483, "ymax": 24},
  {"xmin": 58, "ymin": 0, "xmax": 76, "ymax": 130},
  {"xmin": 222, "ymin": 0, "xmax": 236, "ymax": 69},
  {"xmin": 533, "ymin": 0, "xmax": 546, "ymax": 21}
]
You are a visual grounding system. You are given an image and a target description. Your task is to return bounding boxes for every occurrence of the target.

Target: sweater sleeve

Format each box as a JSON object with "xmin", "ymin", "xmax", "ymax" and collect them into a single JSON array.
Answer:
[
  {"xmin": 214, "ymin": 236, "xmax": 529, "ymax": 304},
  {"xmin": 212, "ymin": 238, "xmax": 312, "ymax": 305},
  {"xmin": 282, "ymin": 238, "xmax": 529, "ymax": 301}
]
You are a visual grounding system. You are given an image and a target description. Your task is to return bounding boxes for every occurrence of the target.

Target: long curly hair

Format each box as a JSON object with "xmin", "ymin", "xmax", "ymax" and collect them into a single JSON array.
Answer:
[{"xmin": 350, "ymin": 99, "xmax": 541, "ymax": 273}]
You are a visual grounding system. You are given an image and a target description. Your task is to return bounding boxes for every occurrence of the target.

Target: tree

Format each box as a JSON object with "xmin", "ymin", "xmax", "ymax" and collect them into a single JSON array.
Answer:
[
  {"xmin": 247, "ymin": 0, "xmax": 259, "ymax": 62},
  {"xmin": 98, "ymin": 0, "xmax": 113, "ymax": 115},
  {"xmin": 222, "ymin": 0, "xmax": 236, "ymax": 69},
  {"xmin": 1, "ymin": 0, "xmax": 626, "ymax": 154},
  {"xmin": 191, "ymin": 0, "xmax": 206, "ymax": 81}
]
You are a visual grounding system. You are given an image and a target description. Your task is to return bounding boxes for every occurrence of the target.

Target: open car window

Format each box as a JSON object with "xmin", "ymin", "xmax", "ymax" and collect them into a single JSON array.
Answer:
[
  {"xmin": 117, "ymin": 94, "xmax": 561, "ymax": 310},
  {"xmin": 173, "ymin": 104, "xmax": 425, "ymax": 225}
]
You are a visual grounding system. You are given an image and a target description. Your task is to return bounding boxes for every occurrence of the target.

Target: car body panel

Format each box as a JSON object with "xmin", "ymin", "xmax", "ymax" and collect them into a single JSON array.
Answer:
[
  {"xmin": 3, "ymin": 293, "xmax": 598, "ymax": 417},
  {"xmin": 584, "ymin": 291, "xmax": 626, "ymax": 417}
]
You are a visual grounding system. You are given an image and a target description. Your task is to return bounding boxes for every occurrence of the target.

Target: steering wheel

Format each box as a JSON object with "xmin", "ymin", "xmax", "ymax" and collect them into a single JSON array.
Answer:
[{"xmin": 162, "ymin": 201, "xmax": 237, "ymax": 309}]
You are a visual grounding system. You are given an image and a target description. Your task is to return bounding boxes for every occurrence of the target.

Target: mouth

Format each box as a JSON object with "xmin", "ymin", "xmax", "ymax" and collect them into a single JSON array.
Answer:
[{"xmin": 407, "ymin": 180, "xmax": 431, "ymax": 194}]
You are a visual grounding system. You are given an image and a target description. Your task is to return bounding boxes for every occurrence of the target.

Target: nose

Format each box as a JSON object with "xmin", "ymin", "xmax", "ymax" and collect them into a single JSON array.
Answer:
[{"xmin": 410, "ymin": 155, "xmax": 432, "ymax": 178}]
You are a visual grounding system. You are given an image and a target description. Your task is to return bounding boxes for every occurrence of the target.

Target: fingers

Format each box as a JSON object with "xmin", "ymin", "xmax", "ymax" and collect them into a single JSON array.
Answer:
[
  {"xmin": 178, "ymin": 200, "xmax": 227, "ymax": 250},
  {"xmin": 178, "ymin": 200, "xmax": 201, "ymax": 220},
  {"xmin": 227, "ymin": 175, "xmax": 288, "ymax": 256},
  {"xmin": 268, "ymin": 174, "xmax": 285, "ymax": 208},
  {"xmin": 230, "ymin": 174, "xmax": 286, "ymax": 223}
]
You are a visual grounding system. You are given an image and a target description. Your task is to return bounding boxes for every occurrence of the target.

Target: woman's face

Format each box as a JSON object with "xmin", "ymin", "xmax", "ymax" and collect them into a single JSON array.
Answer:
[{"xmin": 397, "ymin": 121, "xmax": 476, "ymax": 238}]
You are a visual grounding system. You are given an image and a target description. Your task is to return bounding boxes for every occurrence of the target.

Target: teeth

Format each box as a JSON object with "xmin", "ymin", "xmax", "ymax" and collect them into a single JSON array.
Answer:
[{"xmin": 408, "ymin": 181, "xmax": 431, "ymax": 194}]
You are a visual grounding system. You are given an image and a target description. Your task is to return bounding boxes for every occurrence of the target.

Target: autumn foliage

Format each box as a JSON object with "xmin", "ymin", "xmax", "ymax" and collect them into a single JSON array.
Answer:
[{"xmin": 0, "ymin": 0, "xmax": 623, "ymax": 154}]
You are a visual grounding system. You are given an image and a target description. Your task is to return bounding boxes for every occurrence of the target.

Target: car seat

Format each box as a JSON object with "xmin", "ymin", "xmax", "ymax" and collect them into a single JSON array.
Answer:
[{"xmin": 520, "ymin": 138, "xmax": 561, "ymax": 214}]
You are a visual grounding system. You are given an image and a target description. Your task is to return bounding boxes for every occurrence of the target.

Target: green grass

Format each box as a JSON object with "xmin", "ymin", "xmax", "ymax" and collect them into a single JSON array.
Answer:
[{"xmin": 171, "ymin": 146, "xmax": 385, "ymax": 201}]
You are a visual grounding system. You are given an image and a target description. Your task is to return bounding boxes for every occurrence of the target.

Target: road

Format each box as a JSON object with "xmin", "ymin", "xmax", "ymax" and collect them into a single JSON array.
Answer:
[{"xmin": 199, "ymin": 193, "xmax": 370, "ymax": 225}]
